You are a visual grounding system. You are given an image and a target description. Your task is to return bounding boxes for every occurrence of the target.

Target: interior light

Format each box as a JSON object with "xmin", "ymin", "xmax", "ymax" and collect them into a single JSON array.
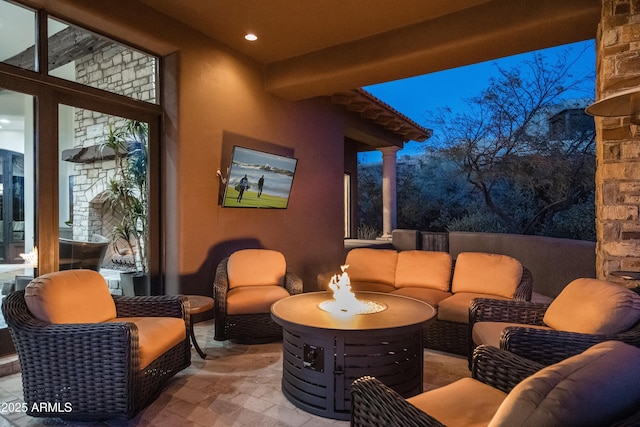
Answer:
[
  {"xmin": 0, "ymin": 119, "xmax": 9, "ymax": 124},
  {"xmin": 244, "ymin": 33, "xmax": 258, "ymax": 42}
]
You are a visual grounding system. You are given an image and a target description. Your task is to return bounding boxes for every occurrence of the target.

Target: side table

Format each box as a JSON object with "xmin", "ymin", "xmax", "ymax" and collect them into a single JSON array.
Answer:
[{"xmin": 184, "ymin": 295, "xmax": 214, "ymax": 359}]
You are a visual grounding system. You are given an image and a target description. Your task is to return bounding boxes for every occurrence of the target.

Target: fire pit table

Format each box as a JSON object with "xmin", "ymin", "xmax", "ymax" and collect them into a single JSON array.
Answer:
[{"xmin": 271, "ymin": 291, "xmax": 435, "ymax": 420}]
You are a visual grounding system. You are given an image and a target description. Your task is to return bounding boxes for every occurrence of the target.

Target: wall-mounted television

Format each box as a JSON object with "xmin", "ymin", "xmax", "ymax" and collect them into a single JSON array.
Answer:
[{"xmin": 222, "ymin": 146, "xmax": 298, "ymax": 208}]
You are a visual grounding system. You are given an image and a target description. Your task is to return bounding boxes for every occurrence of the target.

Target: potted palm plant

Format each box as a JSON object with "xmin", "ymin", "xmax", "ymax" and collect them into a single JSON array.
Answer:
[{"xmin": 101, "ymin": 120, "xmax": 150, "ymax": 295}]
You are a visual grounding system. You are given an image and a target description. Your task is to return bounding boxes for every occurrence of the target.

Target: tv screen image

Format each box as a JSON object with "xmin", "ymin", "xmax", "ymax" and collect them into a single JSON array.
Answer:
[{"xmin": 222, "ymin": 146, "xmax": 298, "ymax": 208}]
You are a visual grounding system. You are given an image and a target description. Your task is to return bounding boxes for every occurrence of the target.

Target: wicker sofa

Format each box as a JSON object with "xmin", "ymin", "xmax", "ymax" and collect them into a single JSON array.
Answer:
[
  {"xmin": 1, "ymin": 270, "xmax": 190, "ymax": 420},
  {"xmin": 319, "ymin": 248, "xmax": 532, "ymax": 356},
  {"xmin": 351, "ymin": 341, "xmax": 640, "ymax": 427}
]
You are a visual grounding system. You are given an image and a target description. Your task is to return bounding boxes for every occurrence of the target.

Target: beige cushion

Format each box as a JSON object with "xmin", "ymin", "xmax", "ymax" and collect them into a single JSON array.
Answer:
[
  {"xmin": 349, "ymin": 281, "xmax": 396, "ymax": 293},
  {"xmin": 472, "ymin": 321, "xmax": 552, "ymax": 348},
  {"xmin": 391, "ymin": 288, "xmax": 452, "ymax": 308},
  {"xmin": 226, "ymin": 285, "xmax": 291, "ymax": 315},
  {"xmin": 345, "ymin": 248, "xmax": 398, "ymax": 287},
  {"xmin": 24, "ymin": 270, "xmax": 116, "ymax": 324},
  {"xmin": 438, "ymin": 293, "xmax": 510, "ymax": 324},
  {"xmin": 111, "ymin": 317, "xmax": 186, "ymax": 370},
  {"xmin": 543, "ymin": 278, "xmax": 640, "ymax": 334},
  {"xmin": 452, "ymin": 252, "xmax": 523, "ymax": 299},
  {"xmin": 227, "ymin": 249, "xmax": 286, "ymax": 289},
  {"xmin": 489, "ymin": 341, "xmax": 640, "ymax": 427},
  {"xmin": 408, "ymin": 377, "xmax": 507, "ymax": 427},
  {"xmin": 395, "ymin": 251, "xmax": 452, "ymax": 291}
]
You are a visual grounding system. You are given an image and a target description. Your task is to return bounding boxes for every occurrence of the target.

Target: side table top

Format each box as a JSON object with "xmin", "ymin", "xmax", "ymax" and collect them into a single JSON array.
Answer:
[
  {"xmin": 271, "ymin": 291, "xmax": 435, "ymax": 331},
  {"xmin": 183, "ymin": 295, "xmax": 214, "ymax": 315}
]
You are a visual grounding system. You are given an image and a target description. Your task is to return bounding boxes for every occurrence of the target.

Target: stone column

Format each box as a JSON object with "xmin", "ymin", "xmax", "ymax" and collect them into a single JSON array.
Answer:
[
  {"xmin": 378, "ymin": 146, "xmax": 400, "ymax": 238},
  {"xmin": 595, "ymin": 0, "xmax": 640, "ymax": 285}
]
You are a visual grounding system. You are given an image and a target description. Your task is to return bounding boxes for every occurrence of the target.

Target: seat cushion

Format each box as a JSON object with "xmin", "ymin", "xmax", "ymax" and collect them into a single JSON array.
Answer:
[
  {"xmin": 24, "ymin": 270, "xmax": 116, "ymax": 324},
  {"xmin": 489, "ymin": 341, "xmax": 640, "ymax": 427},
  {"xmin": 345, "ymin": 248, "xmax": 398, "ymax": 288},
  {"xmin": 111, "ymin": 317, "xmax": 186, "ymax": 370},
  {"xmin": 438, "ymin": 293, "xmax": 510, "ymax": 324},
  {"xmin": 452, "ymin": 252, "xmax": 523, "ymax": 299},
  {"xmin": 226, "ymin": 285, "xmax": 291, "ymax": 315},
  {"xmin": 227, "ymin": 249, "xmax": 286, "ymax": 289},
  {"xmin": 543, "ymin": 278, "xmax": 640, "ymax": 335},
  {"xmin": 408, "ymin": 377, "xmax": 507, "ymax": 427},
  {"xmin": 472, "ymin": 321, "xmax": 552, "ymax": 348},
  {"xmin": 395, "ymin": 250, "xmax": 452, "ymax": 291},
  {"xmin": 391, "ymin": 287, "xmax": 452, "ymax": 308}
]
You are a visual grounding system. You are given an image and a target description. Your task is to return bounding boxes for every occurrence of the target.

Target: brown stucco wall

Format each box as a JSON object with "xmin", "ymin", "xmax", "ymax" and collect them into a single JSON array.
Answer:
[
  {"xmin": 595, "ymin": 0, "xmax": 640, "ymax": 285},
  {"xmin": 33, "ymin": 0, "xmax": 350, "ymax": 294}
]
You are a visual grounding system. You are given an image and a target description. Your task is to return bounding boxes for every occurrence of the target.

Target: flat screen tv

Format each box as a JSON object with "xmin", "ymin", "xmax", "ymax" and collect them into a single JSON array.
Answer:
[{"xmin": 222, "ymin": 146, "xmax": 298, "ymax": 208}]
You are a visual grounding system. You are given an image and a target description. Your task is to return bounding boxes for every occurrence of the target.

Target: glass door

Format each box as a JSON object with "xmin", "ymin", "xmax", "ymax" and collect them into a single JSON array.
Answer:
[{"xmin": 0, "ymin": 89, "xmax": 35, "ymax": 357}]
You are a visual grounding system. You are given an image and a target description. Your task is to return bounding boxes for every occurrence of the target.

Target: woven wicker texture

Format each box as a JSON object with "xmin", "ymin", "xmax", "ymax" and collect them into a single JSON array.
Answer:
[
  {"xmin": 213, "ymin": 255, "xmax": 303, "ymax": 343},
  {"xmin": 2, "ymin": 290, "xmax": 191, "ymax": 420},
  {"xmin": 423, "ymin": 266, "xmax": 533, "ymax": 357},
  {"xmin": 469, "ymin": 296, "xmax": 640, "ymax": 366},
  {"xmin": 351, "ymin": 344, "xmax": 640, "ymax": 427}
]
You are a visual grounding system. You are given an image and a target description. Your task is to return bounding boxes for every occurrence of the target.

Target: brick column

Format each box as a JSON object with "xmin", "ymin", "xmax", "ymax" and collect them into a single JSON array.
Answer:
[{"xmin": 595, "ymin": 0, "xmax": 640, "ymax": 284}]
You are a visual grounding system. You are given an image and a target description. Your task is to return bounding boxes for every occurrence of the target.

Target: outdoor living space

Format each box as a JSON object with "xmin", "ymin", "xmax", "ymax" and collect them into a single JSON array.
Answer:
[
  {"xmin": 3, "ymin": 0, "xmax": 640, "ymax": 425},
  {"xmin": 0, "ymin": 320, "xmax": 470, "ymax": 427}
]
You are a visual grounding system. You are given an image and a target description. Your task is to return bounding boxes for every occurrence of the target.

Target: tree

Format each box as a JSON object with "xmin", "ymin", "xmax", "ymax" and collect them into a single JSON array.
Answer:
[
  {"xmin": 101, "ymin": 120, "xmax": 149, "ymax": 273},
  {"xmin": 431, "ymin": 48, "xmax": 595, "ymax": 236}
]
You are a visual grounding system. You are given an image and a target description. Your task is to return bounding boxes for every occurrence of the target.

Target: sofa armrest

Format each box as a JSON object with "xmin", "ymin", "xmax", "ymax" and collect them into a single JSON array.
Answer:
[
  {"xmin": 470, "ymin": 298, "xmax": 549, "ymax": 325},
  {"xmin": 513, "ymin": 267, "xmax": 533, "ymax": 301},
  {"xmin": 471, "ymin": 344, "xmax": 544, "ymax": 393},
  {"xmin": 351, "ymin": 376, "xmax": 445, "ymax": 427},
  {"xmin": 285, "ymin": 269, "xmax": 303, "ymax": 295}
]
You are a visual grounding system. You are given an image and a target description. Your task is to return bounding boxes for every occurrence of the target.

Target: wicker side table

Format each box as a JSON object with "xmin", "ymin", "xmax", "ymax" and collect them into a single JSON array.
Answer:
[{"xmin": 184, "ymin": 295, "xmax": 214, "ymax": 359}]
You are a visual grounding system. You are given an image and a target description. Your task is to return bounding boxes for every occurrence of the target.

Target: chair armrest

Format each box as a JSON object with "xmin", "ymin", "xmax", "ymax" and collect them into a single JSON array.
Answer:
[
  {"xmin": 351, "ymin": 376, "xmax": 445, "ymax": 427},
  {"xmin": 285, "ymin": 269, "xmax": 303, "ymax": 295},
  {"xmin": 513, "ymin": 267, "xmax": 533, "ymax": 301},
  {"xmin": 114, "ymin": 295, "xmax": 187, "ymax": 320},
  {"xmin": 501, "ymin": 326, "xmax": 623, "ymax": 366},
  {"xmin": 470, "ymin": 298, "xmax": 549, "ymax": 325},
  {"xmin": 471, "ymin": 344, "xmax": 544, "ymax": 393}
]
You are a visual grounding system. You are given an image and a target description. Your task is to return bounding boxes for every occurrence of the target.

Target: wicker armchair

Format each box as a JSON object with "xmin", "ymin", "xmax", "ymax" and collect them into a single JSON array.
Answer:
[
  {"xmin": 352, "ymin": 342, "xmax": 640, "ymax": 427},
  {"xmin": 469, "ymin": 278, "xmax": 640, "ymax": 366},
  {"xmin": 214, "ymin": 249, "xmax": 303, "ymax": 343},
  {"xmin": 2, "ymin": 270, "xmax": 191, "ymax": 421}
]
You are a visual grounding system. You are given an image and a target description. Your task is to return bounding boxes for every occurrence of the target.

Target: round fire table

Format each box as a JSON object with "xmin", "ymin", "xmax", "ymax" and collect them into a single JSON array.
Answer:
[{"xmin": 271, "ymin": 291, "xmax": 435, "ymax": 420}]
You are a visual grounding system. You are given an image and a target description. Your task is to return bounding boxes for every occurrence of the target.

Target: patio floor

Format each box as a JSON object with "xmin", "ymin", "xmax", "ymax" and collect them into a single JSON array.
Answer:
[{"xmin": 0, "ymin": 320, "xmax": 470, "ymax": 427}]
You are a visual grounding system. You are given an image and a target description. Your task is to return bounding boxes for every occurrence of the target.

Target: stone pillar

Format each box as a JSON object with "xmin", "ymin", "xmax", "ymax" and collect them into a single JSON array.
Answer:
[
  {"xmin": 378, "ymin": 146, "xmax": 400, "ymax": 238},
  {"xmin": 595, "ymin": 0, "xmax": 640, "ymax": 285}
]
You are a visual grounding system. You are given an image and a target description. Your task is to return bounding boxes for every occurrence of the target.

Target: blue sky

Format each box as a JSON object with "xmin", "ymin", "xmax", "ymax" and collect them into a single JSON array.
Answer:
[{"xmin": 361, "ymin": 40, "xmax": 596, "ymax": 163}]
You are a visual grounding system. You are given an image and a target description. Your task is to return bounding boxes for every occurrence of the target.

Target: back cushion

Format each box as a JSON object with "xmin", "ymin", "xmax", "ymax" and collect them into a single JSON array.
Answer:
[
  {"xmin": 345, "ymin": 248, "xmax": 398, "ymax": 287},
  {"xmin": 395, "ymin": 251, "xmax": 452, "ymax": 291},
  {"xmin": 25, "ymin": 270, "xmax": 116, "ymax": 324},
  {"xmin": 227, "ymin": 249, "xmax": 286, "ymax": 289},
  {"xmin": 543, "ymin": 278, "xmax": 640, "ymax": 334},
  {"xmin": 488, "ymin": 341, "xmax": 640, "ymax": 427},
  {"xmin": 452, "ymin": 252, "xmax": 523, "ymax": 299}
]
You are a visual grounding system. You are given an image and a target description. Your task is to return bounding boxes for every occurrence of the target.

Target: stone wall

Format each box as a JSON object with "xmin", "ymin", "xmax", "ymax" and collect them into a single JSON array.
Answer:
[
  {"xmin": 595, "ymin": 0, "xmax": 640, "ymax": 285},
  {"xmin": 70, "ymin": 45, "xmax": 155, "ymax": 243}
]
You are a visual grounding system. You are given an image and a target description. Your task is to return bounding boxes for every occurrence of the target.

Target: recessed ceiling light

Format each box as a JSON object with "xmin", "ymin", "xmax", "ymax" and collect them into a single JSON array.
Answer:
[
  {"xmin": 244, "ymin": 33, "xmax": 258, "ymax": 42},
  {"xmin": 0, "ymin": 119, "xmax": 9, "ymax": 124}
]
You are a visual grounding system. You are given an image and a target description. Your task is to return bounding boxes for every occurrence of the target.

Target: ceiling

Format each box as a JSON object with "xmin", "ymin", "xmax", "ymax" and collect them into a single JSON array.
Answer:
[{"xmin": 137, "ymin": 0, "xmax": 601, "ymax": 100}]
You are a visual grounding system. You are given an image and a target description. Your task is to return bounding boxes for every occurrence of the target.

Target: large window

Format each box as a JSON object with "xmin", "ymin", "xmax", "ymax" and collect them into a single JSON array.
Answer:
[{"xmin": 0, "ymin": 0, "xmax": 162, "ymax": 355}]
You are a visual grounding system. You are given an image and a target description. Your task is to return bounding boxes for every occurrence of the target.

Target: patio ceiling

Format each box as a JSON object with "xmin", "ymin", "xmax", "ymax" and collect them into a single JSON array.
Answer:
[{"xmin": 137, "ymin": 0, "xmax": 600, "ymax": 100}]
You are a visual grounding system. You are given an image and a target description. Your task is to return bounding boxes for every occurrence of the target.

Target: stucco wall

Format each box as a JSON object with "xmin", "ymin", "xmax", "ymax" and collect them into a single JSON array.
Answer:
[{"xmin": 35, "ymin": 0, "xmax": 350, "ymax": 295}]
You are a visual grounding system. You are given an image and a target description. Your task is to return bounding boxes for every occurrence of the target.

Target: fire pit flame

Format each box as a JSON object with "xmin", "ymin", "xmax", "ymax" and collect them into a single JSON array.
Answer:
[{"xmin": 318, "ymin": 265, "xmax": 387, "ymax": 315}]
